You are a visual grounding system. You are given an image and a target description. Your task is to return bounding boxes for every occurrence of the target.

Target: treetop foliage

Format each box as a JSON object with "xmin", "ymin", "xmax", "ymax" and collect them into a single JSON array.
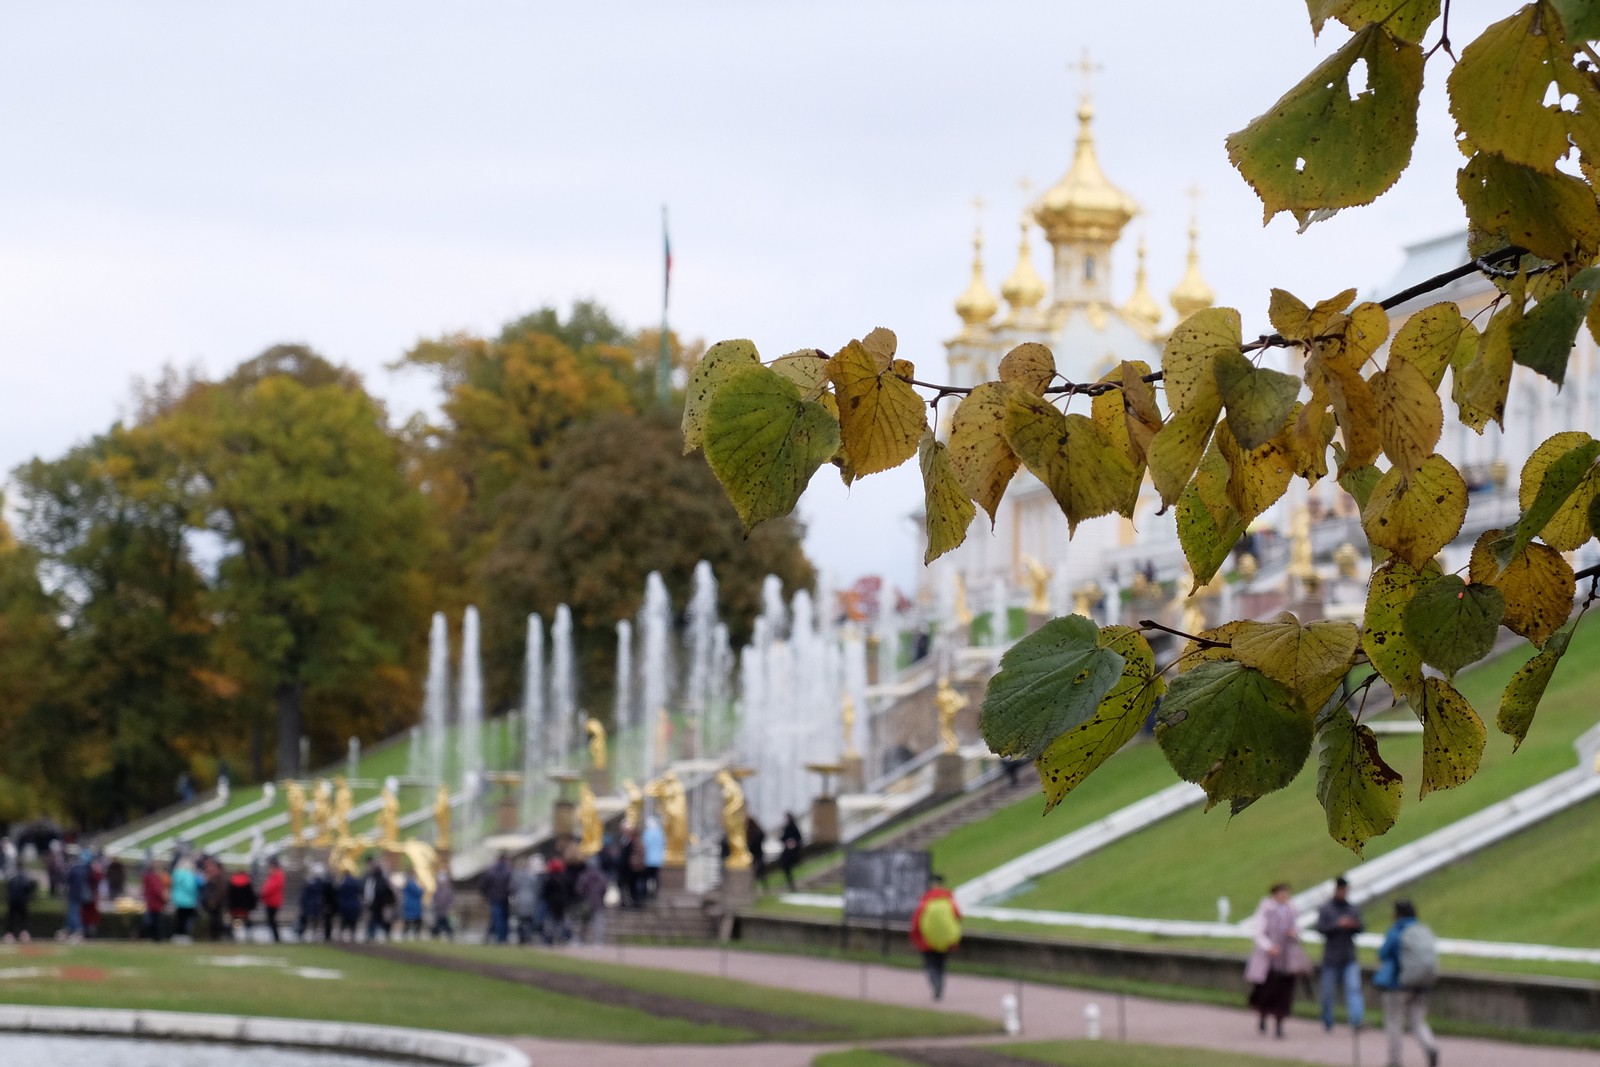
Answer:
[{"xmin": 686, "ymin": 2, "xmax": 1600, "ymax": 852}]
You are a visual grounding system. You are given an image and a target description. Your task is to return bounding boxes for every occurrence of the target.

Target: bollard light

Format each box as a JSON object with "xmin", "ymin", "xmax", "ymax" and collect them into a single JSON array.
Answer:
[
  {"xmin": 1084, "ymin": 1001, "xmax": 1102, "ymax": 1040},
  {"xmin": 1001, "ymin": 993, "xmax": 1021, "ymax": 1035}
]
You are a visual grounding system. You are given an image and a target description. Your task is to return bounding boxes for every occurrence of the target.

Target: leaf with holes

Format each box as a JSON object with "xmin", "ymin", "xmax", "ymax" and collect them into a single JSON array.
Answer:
[
  {"xmin": 1035, "ymin": 627, "xmax": 1164, "ymax": 813},
  {"xmin": 1417, "ymin": 677, "xmax": 1487, "ymax": 799},
  {"xmin": 1470, "ymin": 531, "xmax": 1574, "ymax": 648},
  {"xmin": 1155, "ymin": 659, "xmax": 1313, "ymax": 809},
  {"xmin": 1458, "ymin": 152, "xmax": 1600, "ymax": 264},
  {"xmin": 947, "ymin": 382, "xmax": 1021, "ymax": 528},
  {"xmin": 920, "ymin": 434, "xmax": 975, "ymax": 565},
  {"xmin": 1361, "ymin": 454, "xmax": 1467, "ymax": 569},
  {"xmin": 703, "ymin": 364, "xmax": 841, "ymax": 531},
  {"xmin": 1310, "ymin": 0, "xmax": 1441, "ymax": 42},
  {"xmin": 1403, "ymin": 575, "xmax": 1506, "ymax": 677},
  {"xmin": 1498, "ymin": 626, "xmax": 1574, "ymax": 751},
  {"xmin": 682, "ymin": 339, "xmax": 761, "ymax": 454},
  {"xmin": 1316, "ymin": 706, "xmax": 1404, "ymax": 856},
  {"xmin": 828, "ymin": 338, "xmax": 927, "ymax": 479},
  {"xmin": 980, "ymin": 614, "xmax": 1127, "ymax": 761}
]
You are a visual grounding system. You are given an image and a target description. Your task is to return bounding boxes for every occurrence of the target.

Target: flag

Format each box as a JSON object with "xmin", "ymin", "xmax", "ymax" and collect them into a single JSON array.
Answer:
[{"xmin": 662, "ymin": 207, "xmax": 672, "ymax": 310}]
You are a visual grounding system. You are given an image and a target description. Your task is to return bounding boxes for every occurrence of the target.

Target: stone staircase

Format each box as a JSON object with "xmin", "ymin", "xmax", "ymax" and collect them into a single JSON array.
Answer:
[{"xmin": 795, "ymin": 763, "xmax": 1039, "ymax": 890}]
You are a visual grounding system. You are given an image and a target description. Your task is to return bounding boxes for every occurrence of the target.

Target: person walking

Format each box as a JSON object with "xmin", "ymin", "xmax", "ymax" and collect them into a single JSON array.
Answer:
[
  {"xmin": 641, "ymin": 819, "xmax": 665, "ymax": 902},
  {"xmin": 746, "ymin": 816, "xmax": 767, "ymax": 891},
  {"xmin": 574, "ymin": 858, "xmax": 608, "ymax": 945},
  {"xmin": 226, "ymin": 867, "xmax": 257, "ymax": 940},
  {"xmin": 778, "ymin": 813, "xmax": 803, "ymax": 892},
  {"xmin": 170, "ymin": 857, "xmax": 199, "ymax": 941},
  {"xmin": 909, "ymin": 874, "xmax": 962, "ymax": 1001},
  {"xmin": 1374, "ymin": 899, "xmax": 1440, "ymax": 1067},
  {"xmin": 511, "ymin": 855, "xmax": 544, "ymax": 944},
  {"xmin": 260, "ymin": 856, "xmax": 286, "ymax": 943},
  {"xmin": 430, "ymin": 876, "xmax": 455, "ymax": 940},
  {"xmin": 4, "ymin": 863, "xmax": 36, "ymax": 943},
  {"xmin": 1245, "ymin": 882, "xmax": 1311, "ymax": 1038},
  {"xmin": 400, "ymin": 871, "xmax": 425, "ymax": 939},
  {"xmin": 479, "ymin": 852, "xmax": 513, "ymax": 943},
  {"xmin": 1316, "ymin": 876, "xmax": 1365, "ymax": 1032},
  {"xmin": 335, "ymin": 868, "xmax": 363, "ymax": 941},
  {"xmin": 140, "ymin": 863, "xmax": 168, "ymax": 942},
  {"xmin": 297, "ymin": 864, "xmax": 329, "ymax": 942}
]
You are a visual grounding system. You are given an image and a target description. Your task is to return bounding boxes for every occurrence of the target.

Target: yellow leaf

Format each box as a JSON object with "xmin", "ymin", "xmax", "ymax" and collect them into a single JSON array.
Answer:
[
  {"xmin": 999, "ymin": 343, "xmax": 1057, "ymax": 396},
  {"xmin": 769, "ymin": 349, "xmax": 831, "ymax": 401},
  {"xmin": 1322, "ymin": 362, "xmax": 1382, "ymax": 471},
  {"xmin": 1091, "ymin": 382, "xmax": 1143, "ymax": 516},
  {"xmin": 828, "ymin": 338, "xmax": 928, "ymax": 478},
  {"xmin": 1498, "ymin": 626, "xmax": 1572, "ymax": 751},
  {"xmin": 861, "ymin": 327, "xmax": 897, "ymax": 366},
  {"xmin": 682, "ymin": 339, "xmax": 760, "ymax": 454},
  {"xmin": 1149, "ymin": 403, "xmax": 1220, "ymax": 508},
  {"xmin": 1458, "ymin": 151, "xmax": 1600, "ymax": 264},
  {"xmin": 1389, "ymin": 302, "xmax": 1477, "ymax": 390},
  {"xmin": 1286, "ymin": 394, "xmax": 1335, "ymax": 483},
  {"xmin": 1371, "ymin": 359, "xmax": 1443, "ymax": 474},
  {"xmin": 1311, "ymin": 302, "xmax": 1391, "ymax": 370},
  {"xmin": 1361, "ymin": 454, "xmax": 1468, "ymax": 568},
  {"xmin": 1364, "ymin": 557, "xmax": 1438, "ymax": 702},
  {"xmin": 1469, "ymin": 530, "xmax": 1575, "ymax": 648},
  {"xmin": 1004, "ymin": 393, "xmax": 1137, "ymax": 535},
  {"xmin": 1177, "ymin": 445, "xmax": 1246, "ymax": 589},
  {"xmin": 1268, "ymin": 287, "xmax": 1356, "ymax": 342},
  {"xmin": 1118, "ymin": 360, "xmax": 1163, "ymax": 467},
  {"xmin": 947, "ymin": 382, "xmax": 1021, "ymax": 528},
  {"xmin": 919, "ymin": 434, "xmax": 976, "ymax": 565},
  {"xmin": 1231, "ymin": 612, "xmax": 1362, "ymax": 711},
  {"xmin": 1161, "ymin": 307, "xmax": 1242, "ymax": 412},
  {"xmin": 1416, "ymin": 676, "xmax": 1486, "ymax": 799},
  {"xmin": 1215, "ymin": 420, "xmax": 1294, "ymax": 523},
  {"xmin": 703, "ymin": 365, "xmax": 841, "ymax": 531},
  {"xmin": 1518, "ymin": 430, "xmax": 1600, "ymax": 550},
  {"xmin": 1452, "ymin": 300, "xmax": 1516, "ymax": 432}
]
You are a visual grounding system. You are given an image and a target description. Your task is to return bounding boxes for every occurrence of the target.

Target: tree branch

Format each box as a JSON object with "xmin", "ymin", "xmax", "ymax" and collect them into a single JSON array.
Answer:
[{"xmin": 1138, "ymin": 618, "xmax": 1228, "ymax": 649}]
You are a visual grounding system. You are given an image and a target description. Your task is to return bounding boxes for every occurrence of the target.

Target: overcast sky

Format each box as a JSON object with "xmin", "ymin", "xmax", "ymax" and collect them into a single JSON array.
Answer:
[{"xmin": 0, "ymin": 2, "xmax": 1501, "ymax": 594}]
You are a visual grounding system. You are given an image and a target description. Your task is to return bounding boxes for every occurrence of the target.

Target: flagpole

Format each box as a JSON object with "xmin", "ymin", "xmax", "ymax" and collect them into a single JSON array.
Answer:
[{"xmin": 658, "ymin": 204, "xmax": 672, "ymax": 409}]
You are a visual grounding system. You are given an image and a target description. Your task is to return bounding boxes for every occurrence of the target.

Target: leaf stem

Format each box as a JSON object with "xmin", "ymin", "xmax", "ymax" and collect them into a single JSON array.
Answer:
[{"xmin": 1138, "ymin": 618, "xmax": 1228, "ymax": 650}]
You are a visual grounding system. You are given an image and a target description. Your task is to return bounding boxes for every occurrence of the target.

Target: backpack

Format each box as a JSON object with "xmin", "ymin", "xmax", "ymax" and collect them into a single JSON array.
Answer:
[
  {"xmin": 918, "ymin": 895, "xmax": 961, "ymax": 953},
  {"xmin": 1398, "ymin": 922, "xmax": 1439, "ymax": 988}
]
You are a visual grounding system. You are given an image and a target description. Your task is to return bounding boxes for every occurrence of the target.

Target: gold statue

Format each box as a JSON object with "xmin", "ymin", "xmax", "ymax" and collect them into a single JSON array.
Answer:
[
  {"xmin": 647, "ymin": 771, "xmax": 689, "ymax": 866},
  {"xmin": 1021, "ymin": 555, "xmax": 1053, "ymax": 614},
  {"xmin": 840, "ymin": 695, "xmax": 859, "ymax": 759},
  {"xmin": 333, "ymin": 775, "xmax": 354, "ymax": 839},
  {"xmin": 1072, "ymin": 581, "xmax": 1103, "ymax": 619},
  {"xmin": 400, "ymin": 839, "xmax": 439, "ymax": 904},
  {"xmin": 717, "ymin": 769, "xmax": 751, "ymax": 870},
  {"xmin": 1130, "ymin": 570, "xmax": 1155, "ymax": 599},
  {"xmin": 953, "ymin": 572, "xmax": 974, "ymax": 627},
  {"xmin": 585, "ymin": 716, "xmax": 608, "ymax": 772},
  {"xmin": 311, "ymin": 778, "xmax": 333, "ymax": 847},
  {"xmin": 621, "ymin": 778, "xmax": 644, "ymax": 828},
  {"xmin": 935, "ymin": 677, "xmax": 966, "ymax": 755},
  {"xmin": 378, "ymin": 782, "xmax": 400, "ymax": 849},
  {"xmin": 1289, "ymin": 504, "xmax": 1315, "ymax": 579},
  {"xmin": 576, "ymin": 782, "xmax": 602, "ymax": 858},
  {"xmin": 326, "ymin": 831, "xmax": 363, "ymax": 879},
  {"xmin": 1334, "ymin": 541, "xmax": 1361, "ymax": 580},
  {"xmin": 284, "ymin": 780, "xmax": 307, "ymax": 847},
  {"xmin": 434, "ymin": 783, "xmax": 452, "ymax": 852}
]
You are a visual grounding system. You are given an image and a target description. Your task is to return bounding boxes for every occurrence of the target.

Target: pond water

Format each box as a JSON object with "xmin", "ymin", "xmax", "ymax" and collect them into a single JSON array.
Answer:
[{"xmin": 1, "ymin": 1034, "xmax": 414, "ymax": 1066}]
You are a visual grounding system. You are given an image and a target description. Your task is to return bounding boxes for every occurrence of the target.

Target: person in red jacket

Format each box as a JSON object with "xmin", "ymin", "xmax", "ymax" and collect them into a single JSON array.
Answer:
[
  {"xmin": 909, "ymin": 874, "xmax": 963, "ymax": 1001},
  {"xmin": 140, "ymin": 864, "xmax": 168, "ymax": 942},
  {"xmin": 260, "ymin": 857, "xmax": 286, "ymax": 943}
]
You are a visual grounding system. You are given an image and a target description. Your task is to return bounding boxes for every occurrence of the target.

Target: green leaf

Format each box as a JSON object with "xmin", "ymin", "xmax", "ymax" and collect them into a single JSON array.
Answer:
[
  {"xmin": 1227, "ymin": 24, "xmax": 1424, "ymax": 222},
  {"xmin": 1176, "ymin": 446, "xmax": 1246, "ymax": 588},
  {"xmin": 1498, "ymin": 625, "xmax": 1573, "ymax": 751},
  {"xmin": 1511, "ymin": 431, "xmax": 1600, "ymax": 554},
  {"xmin": 1155, "ymin": 659, "xmax": 1314, "ymax": 808},
  {"xmin": 828, "ymin": 338, "xmax": 927, "ymax": 479},
  {"xmin": 1149, "ymin": 403, "xmax": 1221, "ymax": 509},
  {"xmin": 1470, "ymin": 531, "xmax": 1576, "ymax": 648},
  {"xmin": 1417, "ymin": 676, "xmax": 1487, "ymax": 799},
  {"xmin": 1315, "ymin": 706, "xmax": 1404, "ymax": 856},
  {"xmin": 947, "ymin": 382, "xmax": 1021, "ymax": 528},
  {"xmin": 919, "ymin": 434, "xmax": 976, "ymax": 565},
  {"xmin": 1230, "ymin": 613, "xmax": 1362, "ymax": 712},
  {"xmin": 1510, "ymin": 276, "xmax": 1600, "ymax": 386},
  {"xmin": 1360, "ymin": 453, "xmax": 1468, "ymax": 568},
  {"xmin": 1004, "ymin": 395, "xmax": 1138, "ymax": 534},
  {"xmin": 682, "ymin": 339, "xmax": 761, "ymax": 454},
  {"xmin": 1452, "ymin": 297, "xmax": 1517, "ymax": 432},
  {"xmin": 1402, "ymin": 575, "xmax": 1506, "ymax": 677},
  {"xmin": 1035, "ymin": 627, "xmax": 1165, "ymax": 813},
  {"xmin": 1458, "ymin": 151, "xmax": 1600, "ymax": 264},
  {"xmin": 980, "ymin": 614, "xmax": 1127, "ymax": 761},
  {"xmin": 1309, "ymin": 0, "xmax": 1441, "ymax": 42},
  {"xmin": 703, "ymin": 365, "xmax": 842, "ymax": 532},
  {"xmin": 1214, "ymin": 350, "xmax": 1301, "ymax": 450},
  {"xmin": 1553, "ymin": 0, "xmax": 1600, "ymax": 39},
  {"xmin": 1364, "ymin": 557, "xmax": 1437, "ymax": 701}
]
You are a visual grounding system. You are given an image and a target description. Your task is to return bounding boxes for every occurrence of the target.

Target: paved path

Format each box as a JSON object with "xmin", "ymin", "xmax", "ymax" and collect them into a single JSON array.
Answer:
[{"xmin": 502, "ymin": 945, "xmax": 1597, "ymax": 1066}]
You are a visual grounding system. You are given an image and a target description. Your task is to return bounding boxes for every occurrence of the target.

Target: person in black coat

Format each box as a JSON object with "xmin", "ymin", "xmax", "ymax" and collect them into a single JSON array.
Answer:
[
  {"xmin": 335, "ymin": 870, "xmax": 363, "ymax": 941},
  {"xmin": 746, "ymin": 816, "xmax": 768, "ymax": 890},
  {"xmin": 296, "ymin": 865, "xmax": 330, "ymax": 942},
  {"xmin": 363, "ymin": 858, "xmax": 395, "ymax": 942},
  {"xmin": 778, "ymin": 813, "xmax": 803, "ymax": 891}
]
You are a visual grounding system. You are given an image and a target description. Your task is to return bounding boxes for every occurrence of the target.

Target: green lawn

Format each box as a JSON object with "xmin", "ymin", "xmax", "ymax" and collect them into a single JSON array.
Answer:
[
  {"xmin": 813, "ymin": 1041, "xmax": 1319, "ymax": 1066},
  {"xmin": 400, "ymin": 941, "xmax": 996, "ymax": 1041}
]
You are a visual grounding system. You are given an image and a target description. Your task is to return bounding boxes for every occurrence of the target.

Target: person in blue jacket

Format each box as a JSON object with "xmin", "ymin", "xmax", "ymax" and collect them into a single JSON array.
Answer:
[{"xmin": 1373, "ymin": 899, "xmax": 1439, "ymax": 1067}]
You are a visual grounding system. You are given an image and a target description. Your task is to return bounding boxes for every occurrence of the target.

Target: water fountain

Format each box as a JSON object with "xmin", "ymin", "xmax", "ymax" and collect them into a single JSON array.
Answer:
[
  {"xmin": 684, "ymin": 561, "xmax": 718, "ymax": 760},
  {"xmin": 638, "ymin": 572, "xmax": 672, "ymax": 781},
  {"xmin": 458, "ymin": 607, "xmax": 484, "ymax": 790},
  {"xmin": 520, "ymin": 613, "xmax": 545, "ymax": 826},
  {"xmin": 424, "ymin": 612, "xmax": 450, "ymax": 785},
  {"xmin": 550, "ymin": 605, "xmax": 575, "ymax": 767}
]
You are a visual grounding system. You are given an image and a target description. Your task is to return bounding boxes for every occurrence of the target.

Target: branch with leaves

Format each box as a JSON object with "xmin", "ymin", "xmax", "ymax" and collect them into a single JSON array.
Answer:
[{"xmin": 683, "ymin": 1, "xmax": 1600, "ymax": 854}]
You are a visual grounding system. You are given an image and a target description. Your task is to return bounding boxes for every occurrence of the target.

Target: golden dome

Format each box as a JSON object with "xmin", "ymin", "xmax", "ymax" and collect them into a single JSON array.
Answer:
[
  {"xmin": 1034, "ymin": 99, "xmax": 1140, "ymax": 246},
  {"xmin": 1121, "ymin": 239, "xmax": 1162, "ymax": 335},
  {"xmin": 954, "ymin": 225, "xmax": 998, "ymax": 328},
  {"xmin": 1169, "ymin": 218, "xmax": 1215, "ymax": 322},
  {"xmin": 1001, "ymin": 213, "xmax": 1047, "ymax": 316}
]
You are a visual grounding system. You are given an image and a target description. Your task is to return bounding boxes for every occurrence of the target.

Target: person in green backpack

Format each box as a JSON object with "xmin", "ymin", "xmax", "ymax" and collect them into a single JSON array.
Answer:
[{"xmin": 910, "ymin": 874, "xmax": 963, "ymax": 1001}]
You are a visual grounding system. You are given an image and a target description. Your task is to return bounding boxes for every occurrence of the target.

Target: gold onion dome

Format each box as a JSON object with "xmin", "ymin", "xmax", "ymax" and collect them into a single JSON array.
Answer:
[
  {"xmin": 1001, "ymin": 213, "xmax": 1047, "ymax": 314},
  {"xmin": 1033, "ymin": 99, "xmax": 1140, "ymax": 245},
  {"xmin": 954, "ymin": 226, "xmax": 999, "ymax": 327},
  {"xmin": 1170, "ymin": 219, "xmax": 1215, "ymax": 321},
  {"xmin": 1121, "ymin": 239, "xmax": 1163, "ymax": 333}
]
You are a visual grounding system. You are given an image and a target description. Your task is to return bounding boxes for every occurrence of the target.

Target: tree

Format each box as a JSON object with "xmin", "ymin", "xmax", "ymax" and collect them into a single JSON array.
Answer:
[
  {"xmin": 478, "ymin": 410, "xmax": 814, "ymax": 716},
  {"xmin": 688, "ymin": 3, "xmax": 1600, "ymax": 853},
  {"xmin": 173, "ymin": 346, "xmax": 436, "ymax": 778},
  {"xmin": 0, "ymin": 505, "xmax": 62, "ymax": 823}
]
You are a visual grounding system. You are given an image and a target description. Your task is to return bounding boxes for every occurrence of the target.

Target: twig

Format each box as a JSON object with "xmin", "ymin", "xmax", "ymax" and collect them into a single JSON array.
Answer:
[
  {"xmin": 1425, "ymin": 0, "xmax": 1455, "ymax": 60},
  {"xmin": 1138, "ymin": 618, "xmax": 1228, "ymax": 650}
]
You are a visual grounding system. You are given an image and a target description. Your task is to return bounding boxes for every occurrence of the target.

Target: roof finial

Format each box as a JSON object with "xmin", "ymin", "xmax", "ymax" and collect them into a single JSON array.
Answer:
[
  {"xmin": 954, "ymin": 194, "xmax": 999, "ymax": 329},
  {"xmin": 1002, "ymin": 183, "xmax": 1047, "ymax": 320},
  {"xmin": 1122, "ymin": 234, "xmax": 1163, "ymax": 336},
  {"xmin": 1170, "ymin": 183, "xmax": 1216, "ymax": 322},
  {"xmin": 1071, "ymin": 48, "xmax": 1102, "ymax": 103}
]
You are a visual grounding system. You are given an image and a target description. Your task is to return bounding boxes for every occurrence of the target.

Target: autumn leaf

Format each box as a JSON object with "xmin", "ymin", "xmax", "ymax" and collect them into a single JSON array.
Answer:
[
  {"xmin": 980, "ymin": 614, "xmax": 1127, "ymax": 761},
  {"xmin": 1214, "ymin": 349, "xmax": 1301, "ymax": 450},
  {"xmin": 947, "ymin": 382, "xmax": 1021, "ymax": 528},
  {"xmin": 1402, "ymin": 574, "xmax": 1506, "ymax": 677},
  {"xmin": 1364, "ymin": 557, "xmax": 1437, "ymax": 701},
  {"xmin": 682, "ymin": 339, "xmax": 761, "ymax": 454},
  {"xmin": 1469, "ymin": 531, "xmax": 1574, "ymax": 648},
  {"xmin": 1514, "ymin": 431, "xmax": 1600, "ymax": 552},
  {"xmin": 1268, "ymin": 287, "xmax": 1356, "ymax": 342},
  {"xmin": 919, "ymin": 433, "xmax": 975, "ymax": 565},
  {"xmin": 703, "ymin": 364, "xmax": 842, "ymax": 531},
  {"xmin": 1498, "ymin": 626, "xmax": 1573, "ymax": 751},
  {"xmin": 1361, "ymin": 453, "xmax": 1467, "ymax": 568},
  {"xmin": 1389, "ymin": 302, "xmax": 1477, "ymax": 390},
  {"xmin": 828, "ymin": 338, "xmax": 927, "ymax": 478},
  {"xmin": 1004, "ymin": 393, "xmax": 1137, "ymax": 533},
  {"xmin": 1371, "ymin": 359, "xmax": 1442, "ymax": 474},
  {"xmin": 1416, "ymin": 676, "xmax": 1487, "ymax": 799},
  {"xmin": 1229, "ymin": 613, "xmax": 1361, "ymax": 712},
  {"xmin": 1316, "ymin": 706, "xmax": 1404, "ymax": 855},
  {"xmin": 998, "ymin": 342, "xmax": 1056, "ymax": 396}
]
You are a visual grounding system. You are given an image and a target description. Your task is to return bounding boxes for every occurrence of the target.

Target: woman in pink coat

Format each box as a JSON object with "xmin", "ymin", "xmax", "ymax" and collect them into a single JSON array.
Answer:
[{"xmin": 1244, "ymin": 882, "xmax": 1311, "ymax": 1038}]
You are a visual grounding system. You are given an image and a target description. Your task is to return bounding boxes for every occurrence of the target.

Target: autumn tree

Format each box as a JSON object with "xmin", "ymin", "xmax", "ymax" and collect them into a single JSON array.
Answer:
[
  {"xmin": 0, "ymin": 505, "xmax": 62, "ymax": 822},
  {"xmin": 688, "ymin": 2, "xmax": 1600, "ymax": 853}
]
